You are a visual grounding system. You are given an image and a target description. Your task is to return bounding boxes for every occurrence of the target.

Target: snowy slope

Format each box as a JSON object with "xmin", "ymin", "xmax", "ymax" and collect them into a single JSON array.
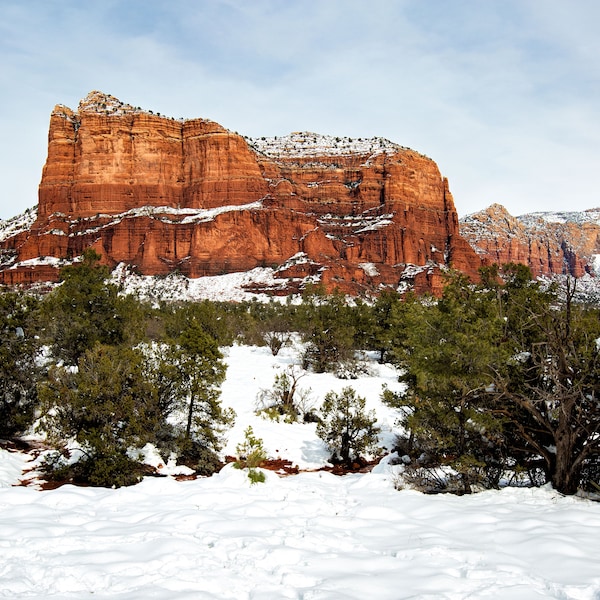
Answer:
[
  {"xmin": 1, "ymin": 345, "xmax": 600, "ymax": 599},
  {"xmin": 113, "ymin": 265, "xmax": 299, "ymax": 304},
  {"xmin": 219, "ymin": 344, "xmax": 403, "ymax": 466},
  {"xmin": 0, "ymin": 206, "xmax": 37, "ymax": 243}
]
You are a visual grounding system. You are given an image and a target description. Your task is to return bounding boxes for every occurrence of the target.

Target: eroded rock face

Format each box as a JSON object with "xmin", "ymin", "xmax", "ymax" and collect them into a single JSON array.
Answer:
[
  {"xmin": 0, "ymin": 91, "xmax": 481, "ymax": 294},
  {"xmin": 459, "ymin": 203, "xmax": 600, "ymax": 278}
]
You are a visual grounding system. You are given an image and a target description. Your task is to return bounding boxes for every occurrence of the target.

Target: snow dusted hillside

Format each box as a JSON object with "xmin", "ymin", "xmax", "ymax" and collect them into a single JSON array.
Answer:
[
  {"xmin": 459, "ymin": 204, "xmax": 600, "ymax": 303},
  {"xmin": 1, "ymin": 345, "xmax": 600, "ymax": 599},
  {"xmin": 0, "ymin": 206, "xmax": 37, "ymax": 243},
  {"xmin": 247, "ymin": 131, "xmax": 409, "ymax": 160},
  {"xmin": 111, "ymin": 259, "xmax": 316, "ymax": 303},
  {"xmin": 517, "ymin": 208, "xmax": 600, "ymax": 228},
  {"xmin": 5, "ymin": 201, "xmax": 600, "ymax": 304}
]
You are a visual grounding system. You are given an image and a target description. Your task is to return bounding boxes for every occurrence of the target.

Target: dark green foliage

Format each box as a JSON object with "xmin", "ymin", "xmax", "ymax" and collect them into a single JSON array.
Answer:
[
  {"xmin": 387, "ymin": 271, "xmax": 510, "ymax": 493},
  {"xmin": 42, "ymin": 448, "xmax": 146, "ymax": 488},
  {"xmin": 41, "ymin": 249, "xmax": 141, "ymax": 365},
  {"xmin": 364, "ymin": 289, "xmax": 403, "ymax": 363},
  {"xmin": 392, "ymin": 265, "xmax": 600, "ymax": 495},
  {"xmin": 163, "ymin": 300, "xmax": 235, "ymax": 348},
  {"xmin": 7, "ymin": 250, "xmax": 599, "ymax": 495},
  {"xmin": 298, "ymin": 287, "xmax": 357, "ymax": 373},
  {"xmin": 316, "ymin": 386, "xmax": 380, "ymax": 467},
  {"xmin": 35, "ymin": 258, "xmax": 233, "ymax": 485},
  {"xmin": 84, "ymin": 453, "xmax": 146, "ymax": 487},
  {"xmin": 176, "ymin": 320, "xmax": 232, "ymax": 446},
  {"xmin": 141, "ymin": 319, "xmax": 233, "ymax": 470},
  {"xmin": 492, "ymin": 275, "xmax": 600, "ymax": 495},
  {"xmin": 0, "ymin": 292, "xmax": 42, "ymax": 437},
  {"xmin": 177, "ymin": 440, "xmax": 222, "ymax": 476},
  {"xmin": 39, "ymin": 344, "xmax": 163, "ymax": 486}
]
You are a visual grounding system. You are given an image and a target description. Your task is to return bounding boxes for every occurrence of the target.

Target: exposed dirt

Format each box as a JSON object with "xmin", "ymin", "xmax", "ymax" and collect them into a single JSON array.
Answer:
[{"xmin": 8, "ymin": 442, "xmax": 378, "ymax": 490}]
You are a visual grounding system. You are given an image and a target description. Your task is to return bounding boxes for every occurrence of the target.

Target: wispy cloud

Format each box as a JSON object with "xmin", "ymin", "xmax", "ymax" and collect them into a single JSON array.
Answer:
[{"xmin": 1, "ymin": 0, "xmax": 598, "ymax": 219}]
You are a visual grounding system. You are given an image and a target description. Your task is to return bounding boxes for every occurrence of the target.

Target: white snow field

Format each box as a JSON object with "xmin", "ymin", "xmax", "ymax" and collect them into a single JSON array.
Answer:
[{"xmin": 1, "ymin": 345, "xmax": 600, "ymax": 599}]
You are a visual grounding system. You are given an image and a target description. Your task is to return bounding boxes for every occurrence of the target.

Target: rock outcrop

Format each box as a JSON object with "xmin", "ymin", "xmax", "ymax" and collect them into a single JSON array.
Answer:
[
  {"xmin": 459, "ymin": 203, "xmax": 600, "ymax": 278},
  {"xmin": 0, "ymin": 91, "xmax": 480, "ymax": 294}
]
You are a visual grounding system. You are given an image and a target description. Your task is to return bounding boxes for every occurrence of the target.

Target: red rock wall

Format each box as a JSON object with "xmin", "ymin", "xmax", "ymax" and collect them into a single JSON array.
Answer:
[
  {"xmin": 38, "ymin": 108, "xmax": 269, "ymax": 219},
  {"xmin": 459, "ymin": 204, "xmax": 598, "ymax": 278},
  {"xmin": 1, "ymin": 92, "xmax": 482, "ymax": 295}
]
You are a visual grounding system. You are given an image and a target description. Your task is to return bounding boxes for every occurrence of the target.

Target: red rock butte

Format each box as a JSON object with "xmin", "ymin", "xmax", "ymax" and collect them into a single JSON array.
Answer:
[{"xmin": 0, "ymin": 91, "xmax": 481, "ymax": 294}]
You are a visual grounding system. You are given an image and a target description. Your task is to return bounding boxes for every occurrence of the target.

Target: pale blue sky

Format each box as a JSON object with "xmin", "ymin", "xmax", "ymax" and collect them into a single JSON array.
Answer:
[{"xmin": 1, "ymin": 0, "xmax": 599, "ymax": 219}]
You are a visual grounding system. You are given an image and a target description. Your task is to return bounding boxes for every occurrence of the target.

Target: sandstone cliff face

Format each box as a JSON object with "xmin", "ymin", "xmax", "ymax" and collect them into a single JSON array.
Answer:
[
  {"xmin": 38, "ymin": 93, "xmax": 269, "ymax": 219},
  {"xmin": 0, "ymin": 91, "xmax": 480, "ymax": 294},
  {"xmin": 459, "ymin": 203, "xmax": 600, "ymax": 278}
]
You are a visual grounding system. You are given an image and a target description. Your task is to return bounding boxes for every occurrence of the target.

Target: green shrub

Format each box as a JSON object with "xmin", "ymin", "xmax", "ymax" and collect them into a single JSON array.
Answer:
[
  {"xmin": 317, "ymin": 387, "xmax": 380, "ymax": 467},
  {"xmin": 247, "ymin": 468, "xmax": 266, "ymax": 485},
  {"xmin": 235, "ymin": 426, "xmax": 267, "ymax": 484},
  {"xmin": 42, "ymin": 450, "xmax": 144, "ymax": 488},
  {"xmin": 235, "ymin": 426, "xmax": 267, "ymax": 468}
]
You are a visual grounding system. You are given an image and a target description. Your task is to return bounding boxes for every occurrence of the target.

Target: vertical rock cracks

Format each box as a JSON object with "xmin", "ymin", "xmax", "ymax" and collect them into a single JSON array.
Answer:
[{"xmin": 0, "ymin": 92, "xmax": 481, "ymax": 294}]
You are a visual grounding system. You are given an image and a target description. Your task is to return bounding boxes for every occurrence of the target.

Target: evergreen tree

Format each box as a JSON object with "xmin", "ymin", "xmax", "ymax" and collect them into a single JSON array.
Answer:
[
  {"xmin": 235, "ymin": 426, "xmax": 267, "ymax": 484},
  {"xmin": 317, "ymin": 386, "xmax": 380, "ymax": 467},
  {"xmin": 39, "ymin": 344, "xmax": 162, "ymax": 486},
  {"xmin": 392, "ymin": 265, "xmax": 600, "ymax": 495},
  {"xmin": 41, "ymin": 249, "xmax": 140, "ymax": 365},
  {"xmin": 367, "ymin": 289, "xmax": 403, "ymax": 363},
  {"xmin": 389, "ymin": 271, "xmax": 510, "ymax": 493},
  {"xmin": 298, "ymin": 287, "xmax": 356, "ymax": 373},
  {"xmin": 164, "ymin": 300, "xmax": 234, "ymax": 347},
  {"xmin": 493, "ymin": 275, "xmax": 600, "ymax": 494},
  {"xmin": 179, "ymin": 320, "xmax": 231, "ymax": 444},
  {"xmin": 0, "ymin": 291, "xmax": 42, "ymax": 437},
  {"xmin": 151, "ymin": 319, "xmax": 233, "ymax": 471}
]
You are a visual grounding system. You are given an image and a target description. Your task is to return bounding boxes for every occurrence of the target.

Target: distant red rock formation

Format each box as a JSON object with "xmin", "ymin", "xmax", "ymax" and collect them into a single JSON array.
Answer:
[
  {"xmin": 459, "ymin": 203, "xmax": 600, "ymax": 278},
  {"xmin": 0, "ymin": 91, "xmax": 480, "ymax": 294}
]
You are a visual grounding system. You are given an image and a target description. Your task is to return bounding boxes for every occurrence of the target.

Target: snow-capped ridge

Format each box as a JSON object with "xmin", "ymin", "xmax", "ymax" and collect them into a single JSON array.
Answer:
[
  {"xmin": 517, "ymin": 207, "xmax": 600, "ymax": 227},
  {"xmin": 56, "ymin": 92, "xmax": 426, "ymax": 163},
  {"xmin": 55, "ymin": 91, "xmax": 216, "ymax": 125},
  {"xmin": 247, "ymin": 131, "xmax": 411, "ymax": 160},
  {"xmin": 463, "ymin": 203, "xmax": 600, "ymax": 230}
]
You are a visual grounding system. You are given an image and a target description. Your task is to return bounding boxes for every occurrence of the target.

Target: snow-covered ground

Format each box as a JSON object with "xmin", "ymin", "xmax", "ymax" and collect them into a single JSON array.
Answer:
[
  {"xmin": 114, "ymin": 265, "xmax": 288, "ymax": 304},
  {"xmin": 1, "ymin": 345, "xmax": 600, "ymax": 599}
]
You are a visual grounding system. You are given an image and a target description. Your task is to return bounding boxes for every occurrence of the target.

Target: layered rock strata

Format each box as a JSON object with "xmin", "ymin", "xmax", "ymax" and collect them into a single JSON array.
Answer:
[
  {"xmin": 0, "ymin": 91, "xmax": 480, "ymax": 294},
  {"xmin": 459, "ymin": 203, "xmax": 600, "ymax": 278}
]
